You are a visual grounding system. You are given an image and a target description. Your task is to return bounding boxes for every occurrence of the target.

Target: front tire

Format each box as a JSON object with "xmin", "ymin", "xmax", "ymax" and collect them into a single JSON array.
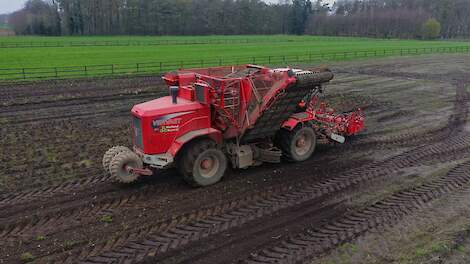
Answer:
[
  {"xmin": 179, "ymin": 139, "xmax": 227, "ymax": 187},
  {"xmin": 109, "ymin": 151, "xmax": 143, "ymax": 183},
  {"xmin": 278, "ymin": 126, "xmax": 316, "ymax": 162},
  {"xmin": 102, "ymin": 146, "xmax": 131, "ymax": 175}
]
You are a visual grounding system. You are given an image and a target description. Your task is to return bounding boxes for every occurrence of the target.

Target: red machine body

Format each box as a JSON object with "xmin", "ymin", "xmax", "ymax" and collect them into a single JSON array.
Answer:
[
  {"xmin": 131, "ymin": 97, "xmax": 213, "ymax": 155},
  {"xmin": 105, "ymin": 65, "xmax": 365, "ymax": 186},
  {"xmin": 131, "ymin": 65, "xmax": 299, "ymax": 158}
]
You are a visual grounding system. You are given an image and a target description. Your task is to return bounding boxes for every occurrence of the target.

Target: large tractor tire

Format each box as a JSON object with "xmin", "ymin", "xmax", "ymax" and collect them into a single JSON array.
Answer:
[
  {"xmin": 278, "ymin": 126, "xmax": 317, "ymax": 162},
  {"xmin": 109, "ymin": 150, "xmax": 143, "ymax": 183},
  {"xmin": 102, "ymin": 146, "xmax": 131, "ymax": 175},
  {"xmin": 179, "ymin": 139, "xmax": 227, "ymax": 187}
]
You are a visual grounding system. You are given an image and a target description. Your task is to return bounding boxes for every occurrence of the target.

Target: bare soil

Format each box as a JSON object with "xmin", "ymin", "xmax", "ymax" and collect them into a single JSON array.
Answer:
[{"xmin": 1, "ymin": 54, "xmax": 469, "ymax": 264}]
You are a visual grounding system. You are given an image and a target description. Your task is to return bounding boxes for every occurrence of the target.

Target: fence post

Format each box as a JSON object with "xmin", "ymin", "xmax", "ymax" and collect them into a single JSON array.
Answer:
[
  {"xmin": 22, "ymin": 68, "xmax": 26, "ymax": 80},
  {"xmin": 84, "ymin": 66, "xmax": 87, "ymax": 76},
  {"xmin": 136, "ymin": 63, "xmax": 140, "ymax": 73},
  {"xmin": 111, "ymin": 64, "xmax": 114, "ymax": 74},
  {"xmin": 252, "ymin": 57, "xmax": 256, "ymax": 64}
]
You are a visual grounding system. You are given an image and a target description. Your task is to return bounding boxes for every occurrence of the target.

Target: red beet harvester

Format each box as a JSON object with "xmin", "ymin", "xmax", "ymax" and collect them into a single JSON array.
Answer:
[{"xmin": 103, "ymin": 65, "xmax": 365, "ymax": 186}]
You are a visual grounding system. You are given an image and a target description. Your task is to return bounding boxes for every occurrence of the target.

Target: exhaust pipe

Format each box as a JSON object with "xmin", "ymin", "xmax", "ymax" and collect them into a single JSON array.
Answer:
[{"xmin": 170, "ymin": 86, "xmax": 179, "ymax": 104}]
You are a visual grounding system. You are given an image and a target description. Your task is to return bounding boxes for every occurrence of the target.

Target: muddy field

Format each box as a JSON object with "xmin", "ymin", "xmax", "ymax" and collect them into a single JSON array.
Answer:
[{"xmin": 1, "ymin": 54, "xmax": 470, "ymax": 264}]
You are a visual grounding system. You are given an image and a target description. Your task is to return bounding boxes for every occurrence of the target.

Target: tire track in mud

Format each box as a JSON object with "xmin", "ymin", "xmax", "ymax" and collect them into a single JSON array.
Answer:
[
  {"xmin": 0, "ymin": 75, "xmax": 163, "ymax": 98},
  {"xmin": 231, "ymin": 73, "xmax": 470, "ymax": 264},
  {"xmin": 40, "ymin": 72, "xmax": 468, "ymax": 263},
  {"xmin": 0, "ymin": 178, "xmax": 179, "ymax": 241},
  {"xmin": 336, "ymin": 66, "xmax": 469, "ymax": 84},
  {"xmin": 0, "ymin": 156, "xmax": 361, "ymax": 242},
  {"xmin": 342, "ymin": 74, "xmax": 469, "ymax": 150},
  {"xmin": 30, "ymin": 132, "xmax": 469, "ymax": 264},
  {"xmin": 0, "ymin": 90, "xmax": 164, "ymax": 113},
  {"xmin": 374, "ymin": 109, "xmax": 413, "ymax": 123},
  {"xmin": 2, "ymin": 129, "xmax": 470, "ymax": 247},
  {"xmin": 0, "ymin": 174, "xmax": 112, "ymax": 206},
  {"xmin": 0, "ymin": 70, "xmax": 457, "ymax": 206},
  {"xmin": 244, "ymin": 160, "xmax": 470, "ymax": 264},
  {"xmin": 1, "ymin": 74, "xmax": 468, "ymax": 251},
  {"xmin": 1, "ymin": 63, "xmax": 468, "ymax": 263}
]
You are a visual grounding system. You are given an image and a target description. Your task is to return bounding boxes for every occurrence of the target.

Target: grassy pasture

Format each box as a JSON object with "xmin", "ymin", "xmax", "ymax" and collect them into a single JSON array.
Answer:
[{"xmin": 0, "ymin": 35, "xmax": 468, "ymax": 69}]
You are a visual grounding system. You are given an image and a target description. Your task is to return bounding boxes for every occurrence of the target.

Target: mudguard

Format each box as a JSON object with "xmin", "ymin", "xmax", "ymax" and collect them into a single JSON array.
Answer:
[{"xmin": 167, "ymin": 128, "xmax": 223, "ymax": 157}]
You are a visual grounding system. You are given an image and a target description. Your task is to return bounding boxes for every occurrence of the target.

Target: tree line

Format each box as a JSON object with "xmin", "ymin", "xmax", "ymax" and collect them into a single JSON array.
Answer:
[
  {"xmin": 8, "ymin": 0, "xmax": 312, "ymax": 36},
  {"xmin": 5, "ymin": 0, "xmax": 470, "ymax": 39},
  {"xmin": 308, "ymin": 0, "xmax": 470, "ymax": 39}
]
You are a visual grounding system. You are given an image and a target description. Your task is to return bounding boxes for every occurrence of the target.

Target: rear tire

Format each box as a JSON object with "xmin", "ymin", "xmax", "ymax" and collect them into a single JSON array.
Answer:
[
  {"xmin": 179, "ymin": 139, "xmax": 227, "ymax": 187},
  {"xmin": 278, "ymin": 126, "xmax": 316, "ymax": 162},
  {"xmin": 109, "ymin": 151, "xmax": 143, "ymax": 183},
  {"xmin": 103, "ymin": 146, "xmax": 131, "ymax": 175}
]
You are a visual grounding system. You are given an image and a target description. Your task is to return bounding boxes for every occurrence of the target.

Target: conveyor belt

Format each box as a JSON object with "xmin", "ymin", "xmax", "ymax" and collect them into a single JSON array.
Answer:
[{"xmin": 241, "ymin": 72, "xmax": 333, "ymax": 143}]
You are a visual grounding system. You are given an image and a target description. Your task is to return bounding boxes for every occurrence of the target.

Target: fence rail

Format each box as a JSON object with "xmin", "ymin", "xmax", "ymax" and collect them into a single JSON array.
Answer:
[
  {"xmin": 1, "ymin": 46, "xmax": 469, "ymax": 82},
  {"xmin": 0, "ymin": 36, "xmax": 371, "ymax": 49}
]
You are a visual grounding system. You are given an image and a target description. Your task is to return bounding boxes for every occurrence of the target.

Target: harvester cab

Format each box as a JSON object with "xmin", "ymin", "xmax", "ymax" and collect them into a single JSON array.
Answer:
[{"xmin": 103, "ymin": 65, "xmax": 365, "ymax": 186}]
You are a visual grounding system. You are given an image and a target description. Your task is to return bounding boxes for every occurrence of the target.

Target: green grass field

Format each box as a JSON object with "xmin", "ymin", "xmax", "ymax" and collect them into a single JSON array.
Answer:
[{"xmin": 0, "ymin": 35, "xmax": 468, "ymax": 69}]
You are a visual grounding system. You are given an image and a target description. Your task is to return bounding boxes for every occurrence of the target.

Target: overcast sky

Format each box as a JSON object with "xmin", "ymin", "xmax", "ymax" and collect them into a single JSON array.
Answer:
[
  {"xmin": 0, "ymin": 0, "xmax": 26, "ymax": 14},
  {"xmin": 0, "ymin": 0, "xmax": 335, "ymax": 14}
]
